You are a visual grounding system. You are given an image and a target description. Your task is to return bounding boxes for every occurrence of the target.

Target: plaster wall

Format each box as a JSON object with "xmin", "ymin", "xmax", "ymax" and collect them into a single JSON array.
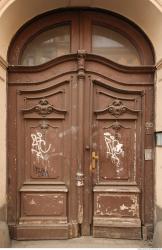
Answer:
[
  {"xmin": 155, "ymin": 66, "xmax": 162, "ymax": 222},
  {"xmin": 0, "ymin": 0, "xmax": 161, "ymax": 239},
  {"xmin": 0, "ymin": 62, "xmax": 7, "ymax": 221}
]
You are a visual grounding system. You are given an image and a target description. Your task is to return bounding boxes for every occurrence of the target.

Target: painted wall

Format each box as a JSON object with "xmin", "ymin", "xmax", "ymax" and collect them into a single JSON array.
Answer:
[
  {"xmin": 0, "ymin": 61, "xmax": 7, "ymax": 221},
  {"xmin": 0, "ymin": 0, "xmax": 162, "ymax": 229},
  {"xmin": 155, "ymin": 65, "xmax": 162, "ymax": 222}
]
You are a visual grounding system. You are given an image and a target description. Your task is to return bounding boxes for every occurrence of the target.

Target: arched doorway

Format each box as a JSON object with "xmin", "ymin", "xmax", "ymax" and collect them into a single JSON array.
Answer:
[{"xmin": 7, "ymin": 9, "xmax": 155, "ymax": 240}]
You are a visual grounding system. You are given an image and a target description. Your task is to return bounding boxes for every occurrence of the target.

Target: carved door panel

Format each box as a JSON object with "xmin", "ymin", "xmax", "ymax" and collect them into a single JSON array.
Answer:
[
  {"xmin": 91, "ymin": 79, "xmax": 143, "ymax": 239},
  {"xmin": 7, "ymin": 8, "xmax": 155, "ymax": 240},
  {"xmin": 8, "ymin": 71, "xmax": 81, "ymax": 239},
  {"xmin": 8, "ymin": 53, "xmax": 154, "ymax": 240}
]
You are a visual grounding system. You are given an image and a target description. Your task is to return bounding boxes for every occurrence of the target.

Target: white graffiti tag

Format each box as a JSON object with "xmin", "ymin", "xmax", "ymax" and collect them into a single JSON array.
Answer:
[
  {"xmin": 31, "ymin": 132, "xmax": 51, "ymax": 160},
  {"xmin": 104, "ymin": 132, "xmax": 124, "ymax": 167}
]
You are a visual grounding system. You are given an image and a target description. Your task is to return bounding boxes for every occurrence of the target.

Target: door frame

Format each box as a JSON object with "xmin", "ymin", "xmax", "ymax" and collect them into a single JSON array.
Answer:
[{"xmin": 7, "ymin": 8, "xmax": 155, "ymax": 240}]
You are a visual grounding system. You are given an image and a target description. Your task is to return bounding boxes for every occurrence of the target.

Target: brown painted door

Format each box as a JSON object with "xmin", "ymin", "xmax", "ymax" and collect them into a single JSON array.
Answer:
[
  {"xmin": 8, "ymin": 10, "xmax": 155, "ymax": 241},
  {"xmin": 8, "ymin": 52, "xmax": 154, "ymax": 240},
  {"xmin": 90, "ymin": 79, "xmax": 142, "ymax": 239},
  {"xmin": 81, "ymin": 56, "xmax": 154, "ymax": 239}
]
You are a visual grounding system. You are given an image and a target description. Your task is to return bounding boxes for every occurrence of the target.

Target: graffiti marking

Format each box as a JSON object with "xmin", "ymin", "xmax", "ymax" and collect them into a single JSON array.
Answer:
[
  {"xmin": 104, "ymin": 132, "xmax": 124, "ymax": 168},
  {"xmin": 31, "ymin": 132, "xmax": 51, "ymax": 160}
]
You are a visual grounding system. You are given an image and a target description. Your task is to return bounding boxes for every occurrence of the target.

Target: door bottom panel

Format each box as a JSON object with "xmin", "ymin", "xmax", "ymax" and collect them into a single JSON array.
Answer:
[
  {"xmin": 9, "ymin": 223, "xmax": 79, "ymax": 240},
  {"xmin": 93, "ymin": 224, "xmax": 141, "ymax": 239}
]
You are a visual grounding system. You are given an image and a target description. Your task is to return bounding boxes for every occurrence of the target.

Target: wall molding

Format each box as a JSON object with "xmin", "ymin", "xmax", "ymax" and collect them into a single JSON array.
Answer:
[
  {"xmin": 156, "ymin": 59, "xmax": 162, "ymax": 69},
  {"xmin": 0, "ymin": 55, "xmax": 8, "ymax": 70}
]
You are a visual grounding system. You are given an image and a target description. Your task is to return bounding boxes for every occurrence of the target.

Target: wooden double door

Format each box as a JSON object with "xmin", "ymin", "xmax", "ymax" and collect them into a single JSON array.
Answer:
[{"xmin": 8, "ymin": 51, "xmax": 154, "ymax": 240}]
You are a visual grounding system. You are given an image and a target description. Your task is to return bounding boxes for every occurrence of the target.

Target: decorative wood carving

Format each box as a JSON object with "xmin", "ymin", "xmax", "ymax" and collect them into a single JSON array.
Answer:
[
  {"xmin": 22, "ymin": 98, "xmax": 67, "ymax": 117},
  {"xmin": 104, "ymin": 121, "xmax": 130, "ymax": 131},
  {"xmin": 77, "ymin": 50, "xmax": 86, "ymax": 78},
  {"xmin": 95, "ymin": 99, "xmax": 140, "ymax": 118},
  {"xmin": 104, "ymin": 121, "xmax": 130, "ymax": 139}
]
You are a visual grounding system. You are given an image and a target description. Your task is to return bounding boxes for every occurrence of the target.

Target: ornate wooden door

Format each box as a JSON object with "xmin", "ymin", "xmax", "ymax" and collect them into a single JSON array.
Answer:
[
  {"xmin": 8, "ymin": 58, "xmax": 80, "ymax": 239},
  {"xmin": 7, "ymin": 10, "xmax": 155, "ymax": 240},
  {"xmin": 79, "ymin": 54, "xmax": 154, "ymax": 239},
  {"xmin": 90, "ymin": 78, "xmax": 142, "ymax": 239}
]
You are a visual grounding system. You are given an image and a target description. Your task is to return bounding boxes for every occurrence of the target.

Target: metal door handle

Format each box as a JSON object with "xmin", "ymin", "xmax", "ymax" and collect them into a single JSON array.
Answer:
[{"xmin": 91, "ymin": 151, "xmax": 99, "ymax": 170}]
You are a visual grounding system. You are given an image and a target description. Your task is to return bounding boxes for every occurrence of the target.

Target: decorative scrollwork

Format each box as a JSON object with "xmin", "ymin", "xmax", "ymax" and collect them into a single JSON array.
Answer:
[
  {"xmin": 111, "ymin": 121, "xmax": 122, "ymax": 131},
  {"xmin": 104, "ymin": 121, "xmax": 130, "ymax": 139},
  {"xmin": 22, "ymin": 98, "xmax": 67, "ymax": 117},
  {"xmin": 104, "ymin": 121, "xmax": 130, "ymax": 132},
  {"xmin": 95, "ymin": 99, "xmax": 140, "ymax": 117},
  {"xmin": 34, "ymin": 99, "xmax": 55, "ymax": 116},
  {"xmin": 107, "ymin": 100, "xmax": 127, "ymax": 117}
]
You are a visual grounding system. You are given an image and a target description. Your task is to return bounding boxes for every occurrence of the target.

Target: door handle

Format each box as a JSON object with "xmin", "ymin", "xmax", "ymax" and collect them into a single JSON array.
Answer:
[{"xmin": 91, "ymin": 151, "xmax": 99, "ymax": 170}]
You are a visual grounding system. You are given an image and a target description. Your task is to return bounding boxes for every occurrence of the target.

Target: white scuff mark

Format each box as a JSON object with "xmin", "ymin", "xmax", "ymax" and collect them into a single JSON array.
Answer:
[
  {"xmin": 120, "ymin": 204, "xmax": 129, "ymax": 211},
  {"xmin": 30, "ymin": 199, "xmax": 36, "ymax": 205},
  {"xmin": 104, "ymin": 132, "xmax": 124, "ymax": 169},
  {"xmin": 31, "ymin": 132, "xmax": 51, "ymax": 160},
  {"xmin": 72, "ymin": 83, "xmax": 77, "ymax": 89},
  {"xmin": 98, "ymin": 204, "xmax": 101, "ymax": 209},
  {"xmin": 58, "ymin": 126, "xmax": 78, "ymax": 138}
]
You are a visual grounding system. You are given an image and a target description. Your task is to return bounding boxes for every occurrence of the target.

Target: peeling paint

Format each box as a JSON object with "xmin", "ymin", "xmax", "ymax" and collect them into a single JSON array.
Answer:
[
  {"xmin": 30, "ymin": 199, "xmax": 36, "ymax": 205},
  {"xmin": 120, "ymin": 204, "xmax": 129, "ymax": 211},
  {"xmin": 130, "ymin": 196, "xmax": 138, "ymax": 216}
]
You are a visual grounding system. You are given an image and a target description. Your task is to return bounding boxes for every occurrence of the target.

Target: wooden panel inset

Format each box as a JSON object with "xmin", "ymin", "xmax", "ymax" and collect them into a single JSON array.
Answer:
[
  {"xmin": 26, "ymin": 120, "xmax": 65, "ymax": 180},
  {"xmin": 21, "ymin": 192, "xmax": 66, "ymax": 216},
  {"xmin": 94, "ymin": 193, "xmax": 139, "ymax": 218},
  {"xmin": 99, "ymin": 121, "xmax": 135, "ymax": 180}
]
